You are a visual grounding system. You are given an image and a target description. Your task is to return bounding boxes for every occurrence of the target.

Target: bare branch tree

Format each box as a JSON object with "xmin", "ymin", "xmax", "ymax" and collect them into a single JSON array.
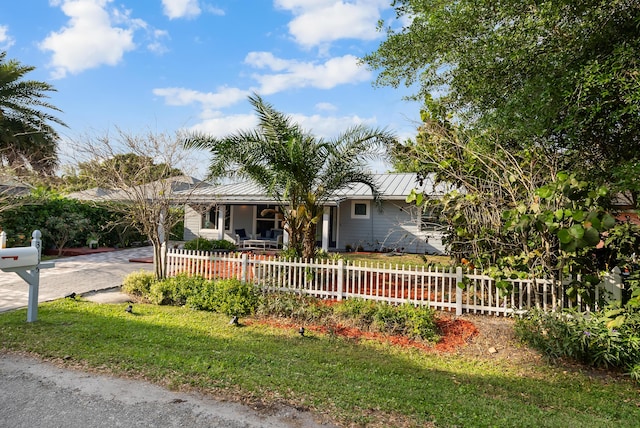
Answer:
[{"xmin": 66, "ymin": 128, "xmax": 204, "ymax": 279}]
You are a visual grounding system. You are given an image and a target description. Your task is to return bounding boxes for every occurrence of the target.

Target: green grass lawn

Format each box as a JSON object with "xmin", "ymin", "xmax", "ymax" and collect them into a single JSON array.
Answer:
[{"xmin": 1, "ymin": 299, "xmax": 638, "ymax": 427}]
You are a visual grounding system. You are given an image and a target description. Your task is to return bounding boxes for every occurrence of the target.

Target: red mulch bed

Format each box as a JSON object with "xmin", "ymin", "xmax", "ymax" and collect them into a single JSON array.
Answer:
[
  {"xmin": 247, "ymin": 316, "xmax": 479, "ymax": 353},
  {"xmin": 129, "ymin": 257, "xmax": 153, "ymax": 263},
  {"xmin": 44, "ymin": 247, "xmax": 116, "ymax": 257}
]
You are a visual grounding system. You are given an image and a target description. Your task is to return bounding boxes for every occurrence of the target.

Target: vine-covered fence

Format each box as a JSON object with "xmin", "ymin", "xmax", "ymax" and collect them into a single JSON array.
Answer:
[{"xmin": 165, "ymin": 248, "xmax": 623, "ymax": 316}]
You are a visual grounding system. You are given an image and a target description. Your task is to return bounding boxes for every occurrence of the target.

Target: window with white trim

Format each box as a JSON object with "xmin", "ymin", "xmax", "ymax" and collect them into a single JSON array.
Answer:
[
  {"xmin": 351, "ymin": 201, "xmax": 370, "ymax": 219},
  {"xmin": 202, "ymin": 205, "xmax": 230, "ymax": 231}
]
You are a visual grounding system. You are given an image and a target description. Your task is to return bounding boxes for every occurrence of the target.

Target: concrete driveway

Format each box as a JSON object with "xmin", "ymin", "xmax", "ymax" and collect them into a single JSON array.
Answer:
[{"xmin": 0, "ymin": 247, "xmax": 154, "ymax": 314}]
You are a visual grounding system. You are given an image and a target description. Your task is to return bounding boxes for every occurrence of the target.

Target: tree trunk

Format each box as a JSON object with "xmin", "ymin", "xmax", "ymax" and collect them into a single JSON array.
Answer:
[
  {"xmin": 302, "ymin": 223, "xmax": 317, "ymax": 260},
  {"xmin": 151, "ymin": 237, "xmax": 167, "ymax": 279}
]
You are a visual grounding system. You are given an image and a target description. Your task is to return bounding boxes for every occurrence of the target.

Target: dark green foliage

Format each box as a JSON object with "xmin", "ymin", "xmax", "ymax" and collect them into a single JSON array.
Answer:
[
  {"xmin": 183, "ymin": 237, "xmax": 212, "ymax": 251},
  {"xmin": 0, "ymin": 51, "xmax": 66, "ymax": 175},
  {"xmin": 183, "ymin": 237, "xmax": 236, "ymax": 251},
  {"xmin": 363, "ymin": 1, "xmax": 640, "ymax": 183},
  {"xmin": 149, "ymin": 274, "xmax": 211, "ymax": 306},
  {"xmin": 142, "ymin": 274, "xmax": 257, "ymax": 317},
  {"xmin": 168, "ymin": 208, "xmax": 184, "ymax": 241},
  {"xmin": 184, "ymin": 280, "xmax": 217, "ymax": 311},
  {"xmin": 369, "ymin": 302, "xmax": 440, "ymax": 342},
  {"xmin": 515, "ymin": 308, "xmax": 640, "ymax": 379},
  {"xmin": 43, "ymin": 211, "xmax": 91, "ymax": 255},
  {"xmin": 121, "ymin": 271, "xmax": 156, "ymax": 297},
  {"xmin": 0, "ymin": 194, "xmax": 146, "ymax": 249}
]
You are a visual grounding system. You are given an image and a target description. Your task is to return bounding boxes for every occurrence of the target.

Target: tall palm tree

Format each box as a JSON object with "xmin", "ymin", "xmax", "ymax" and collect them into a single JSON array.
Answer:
[
  {"xmin": 185, "ymin": 93, "xmax": 397, "ymax": 259},
  {"xmin": 0, "ymin": 51, "xmax": 66, "ymax": 175}
]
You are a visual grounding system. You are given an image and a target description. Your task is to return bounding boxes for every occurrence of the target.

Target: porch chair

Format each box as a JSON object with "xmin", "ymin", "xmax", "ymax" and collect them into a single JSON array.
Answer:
[{"xmin": 235, "ymin": 228, "xmax": 249, "ymax": 246}]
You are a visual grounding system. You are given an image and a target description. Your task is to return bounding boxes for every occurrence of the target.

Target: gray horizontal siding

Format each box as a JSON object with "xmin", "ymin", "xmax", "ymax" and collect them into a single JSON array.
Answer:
[
  {"xmin": 337, "ymin": 200, "xmax": 445, "ymax": 254},
  {"xmin": 183, "ymin": 205, "xmax": 202, "ymax": 241}
]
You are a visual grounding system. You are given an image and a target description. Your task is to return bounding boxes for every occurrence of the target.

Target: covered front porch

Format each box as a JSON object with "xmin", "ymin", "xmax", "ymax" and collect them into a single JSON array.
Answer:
[{"xmin": 184, "ymin": 202, "xmax": 337, "ymax": 252}]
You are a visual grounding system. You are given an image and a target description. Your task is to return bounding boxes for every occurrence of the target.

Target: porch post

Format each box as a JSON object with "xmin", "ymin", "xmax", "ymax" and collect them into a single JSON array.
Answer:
[
  {"xmin": 321, "ymin": 206, "xmax": 330, "ymax": 252},
  {"xmin": 217, "ymin": 205, "xmax": 225, "ymax": 240},
  {"xmin": 282, "ymin": 205, "xmax": 290, "ymax": 247}
]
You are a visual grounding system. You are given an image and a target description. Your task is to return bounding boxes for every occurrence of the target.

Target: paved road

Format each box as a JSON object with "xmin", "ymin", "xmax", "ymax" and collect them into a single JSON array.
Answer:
[
  {"xmin": 0, "ymin": 247, "xmax": 154, "ymax": 314},
  {"xmin": 0, "ymin": 353, "xmax": 331, "ymax": 428}
]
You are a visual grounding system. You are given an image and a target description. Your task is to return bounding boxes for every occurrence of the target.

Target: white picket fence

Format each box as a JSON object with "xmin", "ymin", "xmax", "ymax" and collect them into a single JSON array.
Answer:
[{"xmin": 165, "ymin": 248, "xmax": 623, "ymax": 316}]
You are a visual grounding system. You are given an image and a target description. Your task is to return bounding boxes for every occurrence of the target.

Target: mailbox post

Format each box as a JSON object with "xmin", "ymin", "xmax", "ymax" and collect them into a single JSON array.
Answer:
[{"xmin": 0, "ymin": 230, "xmax": 54, "ymax": 322}]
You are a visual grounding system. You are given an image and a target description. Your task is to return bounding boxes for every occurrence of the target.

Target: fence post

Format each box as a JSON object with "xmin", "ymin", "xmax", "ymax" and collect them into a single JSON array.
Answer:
[
  {"xmin": 455, "ymin": 266, "xmax": 463, "ymax": 316},
  {"xmin": 337, "ymin": 259, "xmax": 344, "ymax": 301},
  {"xmin": 241, "ymin": 253, "xmax": 248, "ymax": 283},
  {"xmin": 0, "ymin": 231, "xmax": 5, "ymax": 249}
]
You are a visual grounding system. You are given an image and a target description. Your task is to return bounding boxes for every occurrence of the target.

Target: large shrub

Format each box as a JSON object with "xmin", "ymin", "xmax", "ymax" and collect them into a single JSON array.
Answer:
[
  {"xmin": 184, "ymin": 279, "xmax": 217, "ymax": 311},
  {"xmin": 369, "ymin": 302, "xmax": 440, "ymax": 342},
  {"xmin": 136, "ymin": 275, "xmax": 257, "ymax": 317},
  {"xmin": 211, "ymin": 279, "xmax": 259, "ymax": 317},
  {"xmin": 122, "ymin": 271, "xmax": 157, "ymax": 298},
  {"xmin": 149, "ymin": 274, "xmax": 210, "ymax": 306},
  {"xmin": 0, "ymin": 194, "xmax": 146, "ymax": 249}
]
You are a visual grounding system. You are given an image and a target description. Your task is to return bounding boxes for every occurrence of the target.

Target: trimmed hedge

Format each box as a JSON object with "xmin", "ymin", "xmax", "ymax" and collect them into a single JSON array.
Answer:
[{"xmin": 183, "ymin": 237, "xmax": 237, "ymax": 252}]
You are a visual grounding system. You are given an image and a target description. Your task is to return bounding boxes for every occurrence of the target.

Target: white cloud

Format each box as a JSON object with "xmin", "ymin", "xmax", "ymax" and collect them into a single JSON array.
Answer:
[
  {"xmin": 202, "ymin": 4, "xmax": 225, "ymax": 16},
  {"xmin": 0, "ymin": 25, "xmax": 15, "ymax": 50},
  {"xmin": 190, "ymin": 108, "xmax": 378, "ymax": 140},
  {"xmin": 245, "ymin": 52, "xmax": 371, "ymax": 94},
  {"xmin": 275, "ymin": 0, "xmax": 388, "ymax": 48},
  {"xmin": 39, "ymin": 0, "xmax": 136, "ymax": 79},
  {"xmin": 188, "ymin": 111, "xmax": 258, "ymax": 136},
  {"xmin": 290, "ymin": 112, "xmax": 377, "ymax": 138},
  {"xmin": 147, "ymin": 29, "xmax": 170, "ymax": 54},
  {"xmin": 153, "ymin": 86, "xmax": 250, "ymax": 109},
  {"xmin": 315, "ymin": 102, "xmax": 337, "ymax": 112},
  {"xmin": 162, "ymin": 0, "xmax": 201, "ymax": 19},
  {"xmin": 244, "ymin": 52, "xmax": 291, "ymax": 71}
]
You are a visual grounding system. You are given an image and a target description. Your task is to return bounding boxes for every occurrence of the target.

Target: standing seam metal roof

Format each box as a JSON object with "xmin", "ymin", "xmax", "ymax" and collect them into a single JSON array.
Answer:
[{"xmin": 179, "ymin": 173, "xmax": 450, "ymax": 204}]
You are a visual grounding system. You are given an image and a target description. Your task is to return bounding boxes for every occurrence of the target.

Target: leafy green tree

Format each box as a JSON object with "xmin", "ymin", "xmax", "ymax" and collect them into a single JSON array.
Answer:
[
  {"xmin": 401, "ymin": 104, "xmax": 560, "ymax": 263},
  {"xmin": 0, "ymin": 51, "xmax": 66, "ymax": 175},
  {"xmin": 402, "ymin": 108, "xmax": 640, "ymax": 305},
  {"xmin": 42, "ymin": 211, "xmax": 91, "ymax": 256},
  {"xmin": 62, "ymin": 152, "xmax": 183, "ymax": 192},
  {"xmin": 185, "ymin": 93, "xmax": 396, "ymax": 259},
  {"xmin": 363, "ymin": 0, "xmax": 640, "ymax": 192}
]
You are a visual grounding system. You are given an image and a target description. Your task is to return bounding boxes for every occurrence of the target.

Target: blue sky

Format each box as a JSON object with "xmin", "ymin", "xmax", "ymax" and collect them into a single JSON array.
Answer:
[{"xmin": 2, "ymin": 1, "xmax": 421, "ymax": 176}]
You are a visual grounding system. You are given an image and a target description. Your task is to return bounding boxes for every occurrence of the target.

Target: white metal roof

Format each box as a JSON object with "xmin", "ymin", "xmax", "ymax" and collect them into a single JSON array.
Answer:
[
  {"xmin": 66, "ymin": 176, "xmax": 207, "ymax": 202},
  {"xmin": 179, "ymin": 173, "xmax": 451, "ymax": 204}
]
